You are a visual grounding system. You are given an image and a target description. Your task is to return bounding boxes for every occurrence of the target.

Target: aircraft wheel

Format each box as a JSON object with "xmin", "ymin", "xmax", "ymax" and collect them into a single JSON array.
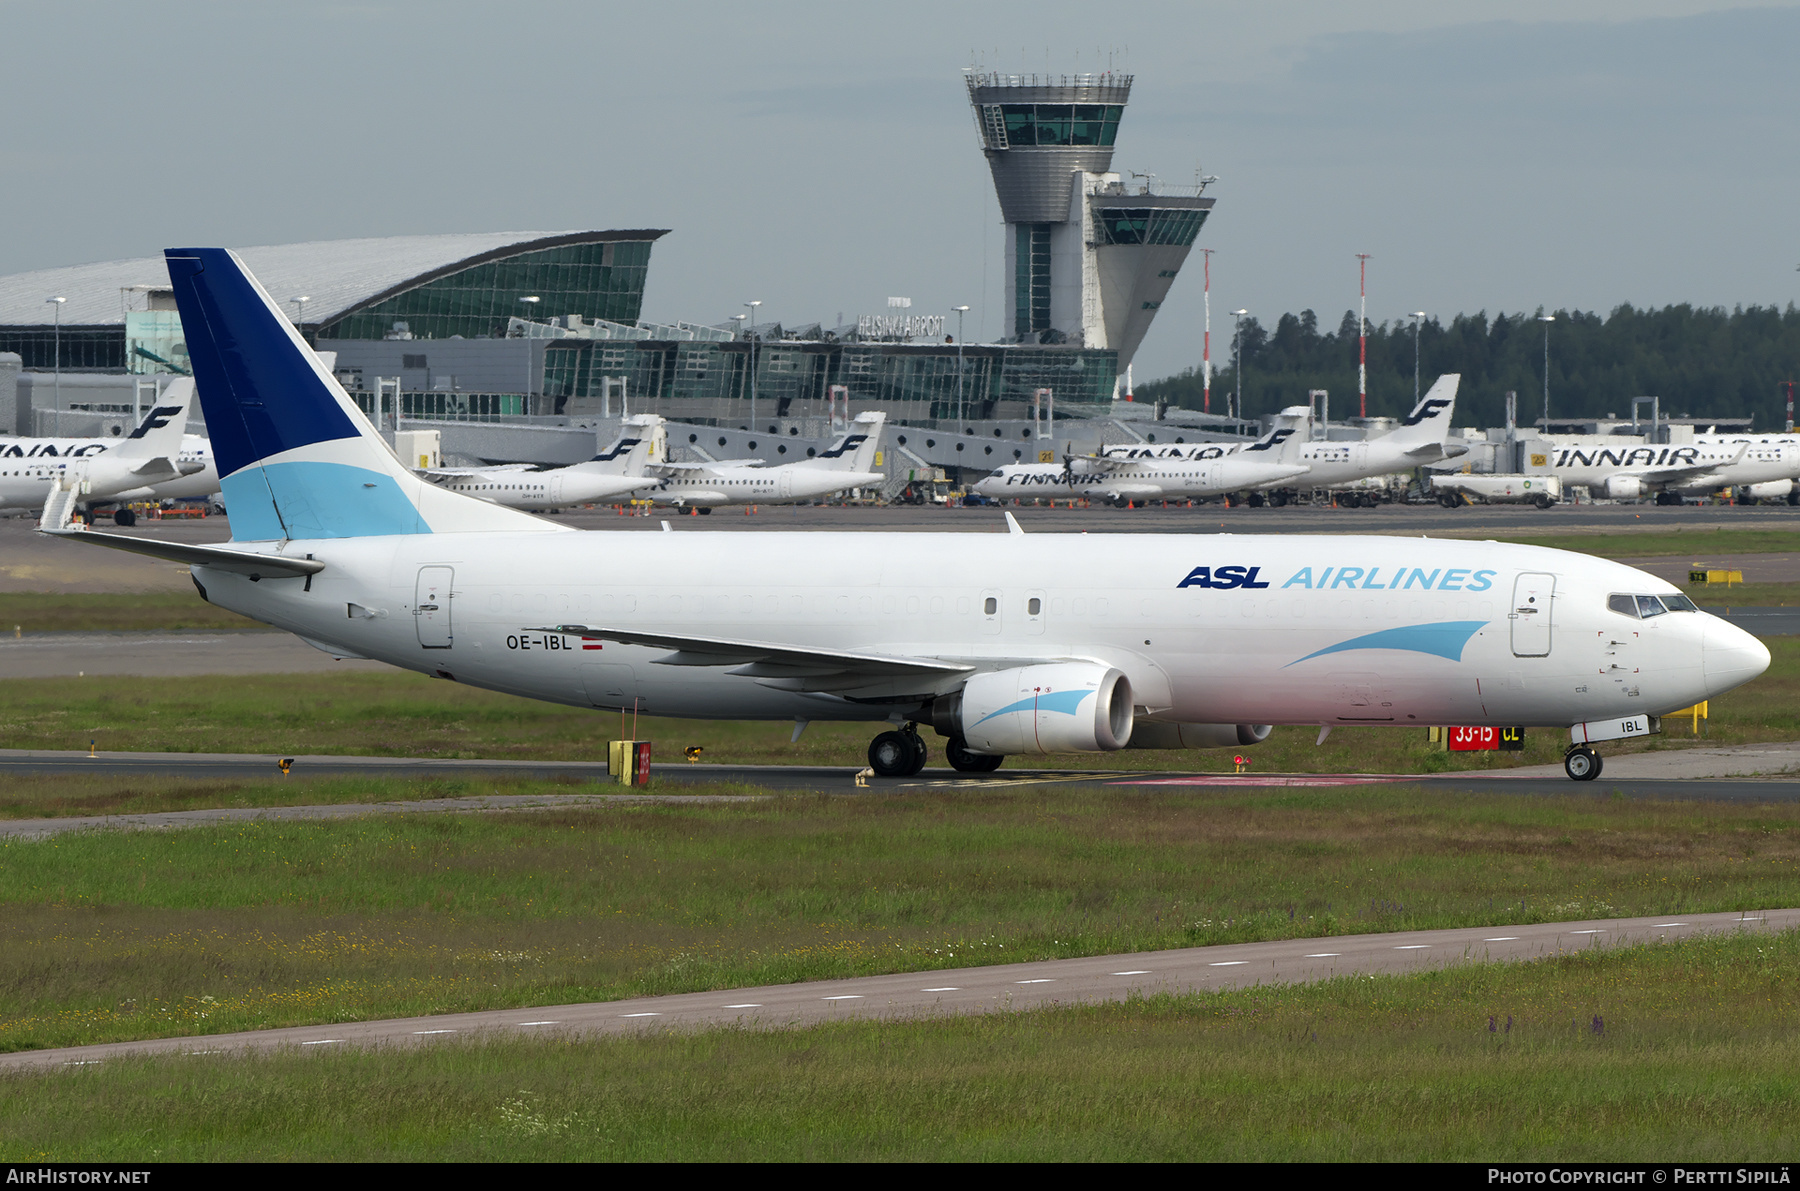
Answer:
[
  {"xmin": 698, "ymin": 507, "xmax": 712, "ymax": 515},
  {"xmin": 906, "ymin": 730, "xmax": 930, "ymax": 775},
  {"xmin": 1268, "ymin": 490, "xmax": 1288, "ymax": 508},
  {"xmin": 869, "ymin": 731, "xmax": 915, "ymax": 777},
  {"xmin": 1247, "ymin": 492, "xmax": 1264, "ymax": 508},
  {"xmin": 1564, "ymin": 746, "xmax": 1603, "ymax": 782},
  {"xmin": 113, "ymin": 508, "xmax": 137, "ymax": 527},
  {"xmin": 946, "ymin": 737, "xmax": 1004, "ymax": 772}
]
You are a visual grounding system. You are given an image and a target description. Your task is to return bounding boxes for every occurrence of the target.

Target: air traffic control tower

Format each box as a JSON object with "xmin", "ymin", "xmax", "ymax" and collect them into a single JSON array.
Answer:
[{"xmin": 966, "ymin": 71, "xmax": 1213, "ymax": 389}]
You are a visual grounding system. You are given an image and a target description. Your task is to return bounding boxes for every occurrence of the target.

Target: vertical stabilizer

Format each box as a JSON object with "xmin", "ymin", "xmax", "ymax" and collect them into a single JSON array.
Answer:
[
  {"xmin": 1383, "ymin": 375, "xmax": 1460, "ymax": 443},
  {"xmin": 111, "ymin": 379, "xmax": 195, "ymax": 461},
  {"xmin": 164, "ymin": 248, "xmax": 559, "ymax": 541},
  {"xmin": 582, "ymin": 413, "xmax": 665, "ymax": 476},
  {"xmin": 807, "ymin": 410, "xmax": 886, "ymax": 472}
]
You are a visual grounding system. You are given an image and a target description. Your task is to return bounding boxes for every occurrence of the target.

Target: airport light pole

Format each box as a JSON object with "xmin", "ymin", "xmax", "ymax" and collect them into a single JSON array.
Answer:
[
  {"xmin": 952, "ymin": 305, "xmax": 970, "ymax": 424},
  {"xmin": 744, "ymin": 300, "xmax": 762, "ymax": 430},
  {"xmin": 1356, "ymin": 253, "xmax": 1371, "ymax": 418},
  {"xmin": 1230, "ymin": 309, "xmax": 1249, "ymax": 422},
  {"xmin": 1410, "ymin": 312, "xmax": 1427, "ymax": 403},
  {"xmin": 292, "ymin": 295, "xmax": 311, "ymax": 339},
  {"xmin": 46, "ymin": 297, "xmax": 65, "ymax": 434},
  {"xmin": 1538, "ymin": 313, "xmax": 1555, "ymax": 432},
  {"xmin": 518, "ymin": 296, "xmax": 540, "ymax": 411},
  {"xmin": 1199, "ymin": 248, "xmax": 1214, "ymax": 414}
]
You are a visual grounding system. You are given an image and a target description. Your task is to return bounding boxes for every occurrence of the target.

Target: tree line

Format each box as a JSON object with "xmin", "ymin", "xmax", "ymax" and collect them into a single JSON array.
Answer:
[{"xmin": 1138, "ymin": 303, "xmax": 1800, "ymax": 431}]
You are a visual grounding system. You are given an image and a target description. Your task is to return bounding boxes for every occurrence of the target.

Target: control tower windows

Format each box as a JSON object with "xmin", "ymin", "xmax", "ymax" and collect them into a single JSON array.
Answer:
[
  {"xmin": 998, "ymin": 104, "xmax": 1123, "ymax": 148},
  {"xmin": 1093, "ymin": 207, "xmax": 1210, "ymax": 247}
]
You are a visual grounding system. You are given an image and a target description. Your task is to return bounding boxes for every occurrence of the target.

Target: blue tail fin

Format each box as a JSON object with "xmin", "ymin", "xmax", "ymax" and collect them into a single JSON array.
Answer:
[{"xmin": 165, "ymin": 247, "xmax": 554, "ymax": 541}]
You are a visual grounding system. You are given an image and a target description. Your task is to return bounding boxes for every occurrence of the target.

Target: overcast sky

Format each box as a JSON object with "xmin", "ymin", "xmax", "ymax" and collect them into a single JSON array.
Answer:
[{"xmin": 1, "ymin": 0, "xmax": 1793, "ymax": 380}]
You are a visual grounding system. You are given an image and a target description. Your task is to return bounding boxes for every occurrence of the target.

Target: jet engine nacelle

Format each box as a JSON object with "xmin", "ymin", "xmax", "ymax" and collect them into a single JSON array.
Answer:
[
  {"xmin": 1743, "ymin": 480, "xmax": 1795, "ymax": 501},
  {"xmin": 1125, "ymin": 723, "xmax": 1273, "ymax": 749},
  {"xmin": 1601, "ymin": 475, "xmax": 1645, "ymax": 500},
  {"xmin": 939, "ymin": 663, "xmax": 1134, "ymax": 755}
]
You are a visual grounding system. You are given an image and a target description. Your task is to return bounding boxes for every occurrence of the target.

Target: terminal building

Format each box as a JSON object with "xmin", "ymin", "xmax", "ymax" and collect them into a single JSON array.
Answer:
[{"xmin": 0, "ymin": 71, "xmax": 1241, "ymax": 476}]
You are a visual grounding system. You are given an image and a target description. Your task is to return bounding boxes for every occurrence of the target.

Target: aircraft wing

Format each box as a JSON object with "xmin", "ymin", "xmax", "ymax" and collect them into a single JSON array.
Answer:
[
  {"xmin": 419, "ymin": 465, "xmax": 533, "ymax": 480},
  {"xmin": 1629, "ymin": 444, "xmax": 1751, "ymax": 486},
  {"xmin": 653, "ymin": 459, "xmax": 766, "ymax": 472},
  {"xmin": 37, "ymin": 528, "xmax": 324, "ymax": 578},
  {"xmin": 530, "ymin": 623, "xmax": 972, "ymax": 681}
]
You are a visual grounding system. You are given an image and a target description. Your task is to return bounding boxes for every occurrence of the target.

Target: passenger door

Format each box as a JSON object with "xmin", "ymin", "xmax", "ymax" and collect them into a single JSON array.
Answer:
[{"xmin": 1510, "ymin": 572, "xmax": 1554, "ymax": 657}]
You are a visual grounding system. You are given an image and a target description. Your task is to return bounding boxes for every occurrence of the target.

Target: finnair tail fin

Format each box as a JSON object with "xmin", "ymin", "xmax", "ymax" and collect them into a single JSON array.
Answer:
[
  {"xmin": 808, "ymin": 410, "xmax": 886, "ymax": 472},
  {"xmin": 1238, "ymin": 422, "xmax": 1300, "ymax": 459},
  {"xmin": 1382, "ymin": 375, "xmax": 1460, "ymax": 443},
  {"xmin": 582, "ymin": 413, "xmax": 665, "ymax": 476},
  {"xmin": 165, "ymin": 248, "xmax": 557, "ymax": 541},
  {"xmin": 111, "ymin": 379, "xmax": 195, "ymax": 460}
]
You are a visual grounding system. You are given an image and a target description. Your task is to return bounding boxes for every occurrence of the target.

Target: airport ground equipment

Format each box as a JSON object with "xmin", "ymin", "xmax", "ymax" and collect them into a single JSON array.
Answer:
[
  {"xmin": 40, "ymin": 248, "xmax": 1772, "ymax": 783},
  {"xmin": 1431, "ymin": 473, "xmax": 1561, "ymax": 509}
]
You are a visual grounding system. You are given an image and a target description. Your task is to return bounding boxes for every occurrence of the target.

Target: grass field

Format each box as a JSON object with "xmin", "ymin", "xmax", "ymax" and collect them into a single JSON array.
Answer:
[
  {"xmin": 1, "ymin": 927, "xmax": 1794, "ymax": 1161},
  {"xmin": 0, "ymin": 591, "xmax": 264, "ymax": 633},
  {"xmin": 0, "ymin": 784, "xmax": 1793, "ymax": 1053},
  {"xmin": 4, "ymin": 631, "xmax": 1796, "ymax": 776}
]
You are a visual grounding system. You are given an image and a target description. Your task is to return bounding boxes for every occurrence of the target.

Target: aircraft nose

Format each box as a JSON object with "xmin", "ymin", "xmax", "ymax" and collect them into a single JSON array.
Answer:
[{"xmin": 1702, "ymin": 615, "xmax": 1770, "ymax": 695}]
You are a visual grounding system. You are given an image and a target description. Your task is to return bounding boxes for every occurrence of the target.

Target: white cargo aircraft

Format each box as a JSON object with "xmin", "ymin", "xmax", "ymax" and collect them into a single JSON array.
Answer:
[
  {"xmin": 42, "ymin": 249, "xmax": 1771, "ymax": 783},
  {"xmin": 422, "ymin": 414, "xmax": 662, "ymax": 511},
  {"xmin": 2, "ymin": 380, "xmax": 207, "ymax": 522},
  {"xmin": 647, "ymin": 412, "xmax": 886, "ymax": 509}
]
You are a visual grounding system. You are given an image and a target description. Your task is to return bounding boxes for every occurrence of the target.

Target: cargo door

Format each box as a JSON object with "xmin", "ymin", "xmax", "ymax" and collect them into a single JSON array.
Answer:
[
  {"xmin": 415, "ymin": 566, "xmax": 454, "ymax": 648},
  {"xmin": 1510, "ymin": 572, "xmax": 1554, "ymax": 657},
  {"xmin": 778, "ymin": 469, "xmax": 795, "ymax": 500}
]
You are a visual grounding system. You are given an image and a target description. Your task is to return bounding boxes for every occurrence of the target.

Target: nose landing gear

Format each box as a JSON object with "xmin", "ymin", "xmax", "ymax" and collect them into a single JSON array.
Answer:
[{"xmin": 1564, "ymin": 744, "xmax": 1603, "ymax": 781}]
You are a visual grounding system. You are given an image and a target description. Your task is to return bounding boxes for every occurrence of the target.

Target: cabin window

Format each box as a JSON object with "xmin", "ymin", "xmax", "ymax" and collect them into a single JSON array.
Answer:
[
  {"xmin": 1607, "ymin": 594, "xmax": 1639, "ymax": 618},
  {"xmin": 984, "ymin": 597, "xmax": 998, "ymax": 615},
  {"xmin": 1028, "ymin": 597, "xmax": 1042, "ymax": 615}
]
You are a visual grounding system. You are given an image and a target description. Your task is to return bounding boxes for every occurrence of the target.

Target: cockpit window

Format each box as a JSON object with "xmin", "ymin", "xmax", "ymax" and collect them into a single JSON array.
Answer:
[{"xmin": 1610, "ymin": 593, "xmax": 1696, "ymax": 617}]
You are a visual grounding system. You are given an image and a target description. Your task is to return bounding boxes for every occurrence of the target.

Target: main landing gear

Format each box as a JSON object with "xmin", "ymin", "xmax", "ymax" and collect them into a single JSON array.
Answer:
[
  {"xmin": 1564, "ymin": 744, "xmax": 1603, "ymax": 781},
  {"xmin": 866, "ymin": 726, "xmax": 1007, "ymax": 777}
]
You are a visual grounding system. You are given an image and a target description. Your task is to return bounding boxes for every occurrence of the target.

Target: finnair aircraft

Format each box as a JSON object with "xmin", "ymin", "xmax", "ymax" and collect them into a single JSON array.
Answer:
[
  {"xmin": 44, "ymin": 249, "xmax": 1771, "ymax": 783},
  {"xmin": 2, "ymin": 381, "xmax": 206, "ymax": 521},
  {"xmin": 1691, "ymin": 432, "xmax": 1800, "ymax": 503},
  {"xmin": 647, "ymin": 412, "xmax": 886, "ymax": 509},
  {"xmin": 1536, "ymin": 439, "xmax": 1779, "ymax": 503},
  {"xmin": 423, "ymin": 415, "xmax": 662, "ymax": 511},
  {"xmin": 970, "ymin": 427, "xmax": 1307, "ymax": 505}
]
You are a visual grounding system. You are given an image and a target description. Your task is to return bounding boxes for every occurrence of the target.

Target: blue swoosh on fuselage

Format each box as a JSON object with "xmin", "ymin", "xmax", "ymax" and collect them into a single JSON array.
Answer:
[
  {"xmin": 971, "ymin": 688, "xmax": 1094, "ymax": 726},
  {"xmin": 1284, "ymin": 621, "xmax": 1488, "ymax": 668}
]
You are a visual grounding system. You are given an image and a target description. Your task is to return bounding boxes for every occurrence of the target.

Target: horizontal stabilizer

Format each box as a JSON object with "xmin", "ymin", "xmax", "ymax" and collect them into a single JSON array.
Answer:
[{"xmin": 38, "ymin": 528, "xmax": 324, "ymax": 578}]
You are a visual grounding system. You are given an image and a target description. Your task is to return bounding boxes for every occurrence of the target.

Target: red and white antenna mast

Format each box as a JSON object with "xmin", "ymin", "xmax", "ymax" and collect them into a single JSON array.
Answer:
[
  {"xmin": 1200, "ymin": 248, "xmax": 1215, "ymax": 414},
  {"xmin": 1356, "ymin": 253, "xmax": 1372, "ymax": 419},
  {"xmin": 1784, "ymin": 380, "xmax": 1796, "ymax": 433}
]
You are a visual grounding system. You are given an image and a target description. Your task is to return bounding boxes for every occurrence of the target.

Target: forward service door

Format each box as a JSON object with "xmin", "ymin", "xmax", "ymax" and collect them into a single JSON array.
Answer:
[
  {"xmin": 1510, "ymin": 572, "xmax": 1554, "ymax": 657},
  {"xmin": 415, "ymin": 566, "xmax": 454, "ymax": 648}
]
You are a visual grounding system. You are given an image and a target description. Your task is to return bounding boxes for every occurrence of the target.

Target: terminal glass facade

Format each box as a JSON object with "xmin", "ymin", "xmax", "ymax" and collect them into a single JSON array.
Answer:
[
  {"xmin": 998, "ymin": 104, "xmax": 1123, "ymax": 146},
  {"xmin": 319, "ymin": 240, "xmax": 655, "ymax": 342},
  {"xmin": 540, "ymin": 339, "xmax": 1115, "ymax": 422},
  {"xmin": 0, "ymin": 327, "xmax": 124, "ymax": 371}
]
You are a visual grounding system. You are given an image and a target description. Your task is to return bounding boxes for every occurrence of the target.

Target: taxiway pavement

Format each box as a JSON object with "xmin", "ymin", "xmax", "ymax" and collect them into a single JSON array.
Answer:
[{"xmin": 2, "ymin": 907, "xmax": 1789, "ymax": 1072}]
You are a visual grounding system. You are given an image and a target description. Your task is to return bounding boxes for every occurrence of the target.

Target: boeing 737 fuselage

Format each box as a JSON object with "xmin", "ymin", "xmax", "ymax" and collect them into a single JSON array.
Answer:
[{"xmin": 43, "ymin": 249, "xmax": 1771, "ymax": 784}]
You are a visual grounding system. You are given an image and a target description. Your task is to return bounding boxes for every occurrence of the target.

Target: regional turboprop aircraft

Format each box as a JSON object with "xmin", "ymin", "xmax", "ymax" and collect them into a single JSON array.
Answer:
[
  {"xmin": 421, "ymin": 414, "xmax": 662, "ymax": 510},
  {"xmin": 646, "ymin": 412, "xmax": 886, "ymax": 509},
  {"xmin": 3, "ymin": 380, "xmax": 206, "ymax": 522},
  {"xmin": 41, "ymin": 249, "xmax": 1772, "ymax": 782}
]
